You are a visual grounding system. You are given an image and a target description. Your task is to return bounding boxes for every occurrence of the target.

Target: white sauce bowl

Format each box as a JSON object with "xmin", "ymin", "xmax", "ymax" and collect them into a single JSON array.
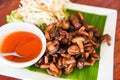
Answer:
[{"xmin": 0, "ymin": 22, "xmax": 46, "ymax": 68}]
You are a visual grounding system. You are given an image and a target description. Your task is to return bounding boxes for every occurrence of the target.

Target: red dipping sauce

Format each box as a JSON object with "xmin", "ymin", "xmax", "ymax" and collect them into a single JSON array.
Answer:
[{"xmin": 1, "ymin": 31, "xmax": 42, "ymax": 63}]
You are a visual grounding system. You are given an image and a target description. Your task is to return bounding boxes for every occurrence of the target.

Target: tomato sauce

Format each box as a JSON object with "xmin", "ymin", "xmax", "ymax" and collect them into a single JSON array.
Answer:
[{"xmin": 1, "ymin": 31, "xmax": 42, "ymax": 63}]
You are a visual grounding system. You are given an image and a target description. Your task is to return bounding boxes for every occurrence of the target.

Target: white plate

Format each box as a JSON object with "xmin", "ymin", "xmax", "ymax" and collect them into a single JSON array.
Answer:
[{"xmin": 0, "ymin": 2, "xmax": 117, "ymax": 80}]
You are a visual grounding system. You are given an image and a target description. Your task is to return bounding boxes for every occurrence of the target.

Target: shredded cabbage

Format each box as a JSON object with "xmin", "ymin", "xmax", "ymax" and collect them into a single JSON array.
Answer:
[{"xmin": 10, "ymin": 0, "xmax": 69, "ymax": 26}]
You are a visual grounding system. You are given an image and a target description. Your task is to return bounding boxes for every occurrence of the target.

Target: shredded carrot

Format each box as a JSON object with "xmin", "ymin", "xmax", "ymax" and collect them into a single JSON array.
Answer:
[
  {"xmin": 23, "ymin": 0, "xmax": 29, "ymax": 5},
  {"xmin": 39, "ymin": 8, "xmax": 56, "ymax": 15}
]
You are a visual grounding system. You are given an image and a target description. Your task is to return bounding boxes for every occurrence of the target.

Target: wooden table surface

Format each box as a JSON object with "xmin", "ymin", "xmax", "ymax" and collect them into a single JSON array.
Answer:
[{"xmin": 0, "ymin": 0, "xmax": 120, "ymax": 80}]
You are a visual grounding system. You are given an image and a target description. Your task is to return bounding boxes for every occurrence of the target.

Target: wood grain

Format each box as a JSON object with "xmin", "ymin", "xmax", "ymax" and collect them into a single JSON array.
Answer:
[
  {"xmin": 0, "ymin": 0, "xmax": 120, "ymax": 80},
  {"xmin": 0, "ymin": 0, "xmax": 20, "ymax": 26}
]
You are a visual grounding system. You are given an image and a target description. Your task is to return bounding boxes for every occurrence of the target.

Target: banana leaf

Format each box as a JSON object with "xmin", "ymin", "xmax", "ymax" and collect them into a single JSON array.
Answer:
[{"xmin": 26, "ymin": 9, "xmax": 107, "ymax": 80}]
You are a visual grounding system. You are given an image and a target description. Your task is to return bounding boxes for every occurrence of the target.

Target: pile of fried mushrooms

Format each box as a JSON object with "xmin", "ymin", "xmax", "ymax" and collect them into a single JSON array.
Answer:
[{"xmin": 35, "ymin": 12, "xmax": 111, "ymax": 77}]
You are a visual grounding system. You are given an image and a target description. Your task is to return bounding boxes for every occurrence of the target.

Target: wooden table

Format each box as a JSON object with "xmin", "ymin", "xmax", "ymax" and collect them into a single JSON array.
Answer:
[{"xmin": 0, "ymin": 0, "xmax": 120, "ymax": 80}]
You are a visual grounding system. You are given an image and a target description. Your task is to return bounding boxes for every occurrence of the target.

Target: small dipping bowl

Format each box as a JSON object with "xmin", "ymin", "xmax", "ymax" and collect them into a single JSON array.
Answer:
[{"xmin": 0, "ymin": 22, "xmax": 46, "ymax": 68}]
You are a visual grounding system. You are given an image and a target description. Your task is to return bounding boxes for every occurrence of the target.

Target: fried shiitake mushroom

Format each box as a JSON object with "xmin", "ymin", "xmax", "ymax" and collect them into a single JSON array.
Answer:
[
  {"xmin": 67, "ymin": 45, "xmax": 80, "ymax": 55},
  {"xmin": 35, "ymin": 11, "xmax": 111, "ymax": 77},
  {"xmin": 47, "ymin": 41, "xmax": 59, "ymax": 55},
  {"xmin": 72, "ymin": 37, "xmax": 85, "ymax": 53},
  {"xmin": 77, "ymin": 58, "xmax": 84, "ymax": 69},
  {"xmin": 101, "ymin": 34, "xmax": 111, "ymax": 46},
  {"xmin": 70, "ymin": 14, "xmax": 82, "ymax": 29}
]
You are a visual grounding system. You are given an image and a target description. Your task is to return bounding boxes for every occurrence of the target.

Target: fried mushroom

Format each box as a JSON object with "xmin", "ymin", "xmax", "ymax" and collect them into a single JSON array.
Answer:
[
  {"xmin": 101, "ymin": 34, "xmax": 111, "ymax": 46},
  {"xmin": 70, "ymin": 14, "xmax": 82, "ymax": 29},
  {"xmin": 67, "ymin": 45, "xmax": 80, "ymax": 55},
  {"xmin": 64, "ymin": 64, "xmax": 75, "ymax": 74},
  {"xmin": 77, "ymin": 58, "xmax": 84, "ymax": 69},
  {"xmin": 72, "ymin": 37, "xmax": 85, "ymax": 53},
  {"xmin": 47, "ymin": 41, "xmax": 59, "ymax": 55}
]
